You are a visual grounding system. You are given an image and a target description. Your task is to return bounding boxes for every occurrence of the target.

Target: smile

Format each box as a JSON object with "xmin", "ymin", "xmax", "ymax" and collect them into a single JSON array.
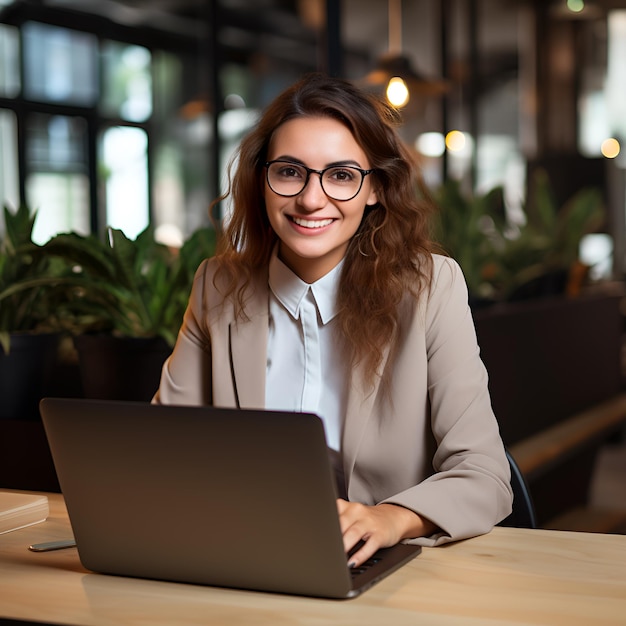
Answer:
[{"xmin": 290, "ymin": 216, "xmax": 334, "ymax": 229}]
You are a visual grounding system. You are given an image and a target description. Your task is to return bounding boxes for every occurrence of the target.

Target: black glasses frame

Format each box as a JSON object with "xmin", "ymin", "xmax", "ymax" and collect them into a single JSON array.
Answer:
[{"xmin": 264, "ymin": 160, "xmax": 375, "ymax": 202}]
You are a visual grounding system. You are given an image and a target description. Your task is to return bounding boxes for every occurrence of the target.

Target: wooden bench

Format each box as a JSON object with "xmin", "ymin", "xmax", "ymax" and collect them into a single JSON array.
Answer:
[
  {"xmin": 509, "ymin": 393, "xmax": 626, "ymax": 482},
  {"xmin": 509, "ymin": 393, "xmax": 626, "ymax": 532}
]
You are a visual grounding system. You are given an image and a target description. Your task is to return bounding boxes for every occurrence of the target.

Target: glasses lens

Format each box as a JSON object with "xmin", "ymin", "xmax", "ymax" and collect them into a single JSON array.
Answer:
[
  {"xmin": 321, "ymin": 166, "xmax": 363, "ymax": 201},
  {"xmin": 267, "ymin": 162, "xmax": 308, "ymax": 196}
]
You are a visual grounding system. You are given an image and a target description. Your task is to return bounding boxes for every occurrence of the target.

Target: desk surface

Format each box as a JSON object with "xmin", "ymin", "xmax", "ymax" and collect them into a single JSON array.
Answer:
[{"xmin": 1, "ymin": 492, "xmax": 626, "ymax": 626}]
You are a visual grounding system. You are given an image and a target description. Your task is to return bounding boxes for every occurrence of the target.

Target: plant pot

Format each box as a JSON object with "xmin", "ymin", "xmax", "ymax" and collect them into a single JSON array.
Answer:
[
  {"xmin": 0, "ymin": 333, "xmax": 59, "ymax": 420},
  {"xmin": 74, "ymin": 334, "xmax": 172, "ymax": 402}
]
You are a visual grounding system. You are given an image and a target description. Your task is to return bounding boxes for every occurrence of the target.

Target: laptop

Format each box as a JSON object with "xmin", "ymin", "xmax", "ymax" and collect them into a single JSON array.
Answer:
[{"xmin": 39, "ymin": 397, "xmax": 421, "ymax": 599}]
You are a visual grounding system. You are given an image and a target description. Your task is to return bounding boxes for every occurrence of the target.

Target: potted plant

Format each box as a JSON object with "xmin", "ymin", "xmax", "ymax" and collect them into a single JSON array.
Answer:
[
  {"xmin": 432, "ymin": 169, "xmax": 606, "ymax": 305},
  {"xmin": 494, "ymin": 169, "xmax": 605, "ymax": 301},
  {"xmin": 42, "ymin": 224, "xmax": 217, "ymax": 401},
  {"xmin": 0, "ymin": 204, "xmax": 80, "ymax": 420}
]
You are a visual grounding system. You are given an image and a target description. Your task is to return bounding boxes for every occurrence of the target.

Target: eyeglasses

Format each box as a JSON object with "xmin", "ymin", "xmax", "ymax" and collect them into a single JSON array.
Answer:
[{"xmin": 265, "ymin": 160, "xmax": 375, "ymax": 202}]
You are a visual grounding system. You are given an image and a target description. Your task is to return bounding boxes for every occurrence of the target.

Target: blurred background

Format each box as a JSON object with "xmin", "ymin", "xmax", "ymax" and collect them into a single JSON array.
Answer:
[{"xmin": 0, "ymin": 0, "xmax": 621, "ymax": 264}]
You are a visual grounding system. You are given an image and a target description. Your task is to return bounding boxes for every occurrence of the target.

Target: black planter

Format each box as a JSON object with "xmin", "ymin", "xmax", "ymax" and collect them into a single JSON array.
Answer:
[
  {"xmin": 0, "ymin": 333, "xmax": 59, "ymax": 420},
  {"xmin": 74, "ymin": 334, "xmax": 172, "ymax": 402}
]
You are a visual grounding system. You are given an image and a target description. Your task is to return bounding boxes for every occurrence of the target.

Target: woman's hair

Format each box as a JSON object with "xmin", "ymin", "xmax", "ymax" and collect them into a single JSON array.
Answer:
[{"xmin": 214, "ymin": 72, "xmax": 438, "ymax": 388}]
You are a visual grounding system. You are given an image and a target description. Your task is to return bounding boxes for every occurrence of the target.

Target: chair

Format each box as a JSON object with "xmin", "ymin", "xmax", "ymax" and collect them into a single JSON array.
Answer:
[{"xmin": 498, "ymin": 449, "xmax": 537, "ymax": 529}]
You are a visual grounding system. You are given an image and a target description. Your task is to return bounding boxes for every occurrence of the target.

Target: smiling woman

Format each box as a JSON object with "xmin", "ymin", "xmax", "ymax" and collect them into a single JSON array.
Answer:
[
  {"xmin": 153, "ymin": 73, "xmax": 513, "ymax": 570},
  {"xmin": 263, "ymin": 116, "xmax": 378, "ymax": 282}
]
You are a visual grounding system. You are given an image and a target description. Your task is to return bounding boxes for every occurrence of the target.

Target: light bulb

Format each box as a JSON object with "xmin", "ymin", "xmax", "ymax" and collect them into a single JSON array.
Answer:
[{"xmin": 386, "ymin": 77, "xmax": 409, "ymax": 108}]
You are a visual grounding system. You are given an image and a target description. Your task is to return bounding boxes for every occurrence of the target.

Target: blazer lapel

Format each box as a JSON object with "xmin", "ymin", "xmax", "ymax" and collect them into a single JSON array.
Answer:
[
  {"xmin": 341, "ymin": 341, "xmax": 391, "ymax": 493},
  {"xmin": 229, "ymin": 278, "xmax": 269, "ymax": 409}
]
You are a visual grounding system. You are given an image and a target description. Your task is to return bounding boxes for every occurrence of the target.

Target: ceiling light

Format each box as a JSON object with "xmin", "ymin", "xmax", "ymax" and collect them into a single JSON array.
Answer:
[{"xmin": 359, "ymin": 0, "xmax": 448, "ymax": 110}]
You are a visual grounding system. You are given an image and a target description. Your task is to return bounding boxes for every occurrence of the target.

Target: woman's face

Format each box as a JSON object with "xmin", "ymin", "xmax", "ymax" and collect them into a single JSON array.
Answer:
[{"xmin": 264, "ymin": 116, "xmax": 377, "ymax": 283}]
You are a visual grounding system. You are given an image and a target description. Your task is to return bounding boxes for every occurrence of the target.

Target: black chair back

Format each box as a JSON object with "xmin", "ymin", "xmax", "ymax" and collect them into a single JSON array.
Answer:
[{"xmin": 498, "ymin": 449, "xmax": 537, "ymax": 529}]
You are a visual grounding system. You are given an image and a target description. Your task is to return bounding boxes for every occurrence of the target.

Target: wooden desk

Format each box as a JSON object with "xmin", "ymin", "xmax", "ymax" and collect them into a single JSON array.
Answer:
[{"xmin": 1, "ymin": 492, "xmax": 625, "ymax": 626}]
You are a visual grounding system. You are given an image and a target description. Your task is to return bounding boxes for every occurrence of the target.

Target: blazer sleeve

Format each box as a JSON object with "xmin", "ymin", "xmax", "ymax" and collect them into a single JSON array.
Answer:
[
  {"xmin": 382, "ymin": 256, "xmax": 513, "ymax": 546},
  {"xmin": 153, "ymin": 259, "xmax": 213, "ymax": 406}
]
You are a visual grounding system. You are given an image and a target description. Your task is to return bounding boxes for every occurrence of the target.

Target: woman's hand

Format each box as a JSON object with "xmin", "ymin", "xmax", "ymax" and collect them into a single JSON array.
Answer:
[{"xmin": 336, "ymin": 499, "xmax": 437, "ymax": 568}]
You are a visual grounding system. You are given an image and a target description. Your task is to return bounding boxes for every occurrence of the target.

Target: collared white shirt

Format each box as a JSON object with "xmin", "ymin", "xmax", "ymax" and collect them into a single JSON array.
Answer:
[{"xmin": 266, "ymin": 249, "xmax": 347, "ymax": 451}]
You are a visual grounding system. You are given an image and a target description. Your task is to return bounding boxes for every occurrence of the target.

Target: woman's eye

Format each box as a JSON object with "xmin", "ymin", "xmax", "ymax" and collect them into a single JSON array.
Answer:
[
  {"xmin": 328, "ymin": 168, "xmax": 355, "ymax": 183},
  {"xmin": 278, "ymin": 165, "xmax": 303, "ymax": 179}
]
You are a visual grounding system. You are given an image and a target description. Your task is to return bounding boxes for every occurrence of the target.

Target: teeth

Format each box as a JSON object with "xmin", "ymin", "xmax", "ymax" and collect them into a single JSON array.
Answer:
[{"xmin": 292, "ymin": 217, "xmax": 333, "ymax": 229}]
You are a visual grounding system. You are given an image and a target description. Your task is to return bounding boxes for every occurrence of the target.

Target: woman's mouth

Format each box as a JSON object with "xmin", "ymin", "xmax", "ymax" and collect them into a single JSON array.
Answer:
[{"xmin": 290, "ymin": 216, "xmax": 334, "ymax": 229}]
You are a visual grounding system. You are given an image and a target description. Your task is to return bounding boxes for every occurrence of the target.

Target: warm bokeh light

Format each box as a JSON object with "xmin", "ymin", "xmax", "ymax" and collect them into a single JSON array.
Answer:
[
  {"xmin": 445, "ymin": 130, "xmax": 466, "ymax": 152},
  {"xmin": 386, "ymin": 77, "xmax": 409, "ymax": 108},
  {"xmin": 601, "ymin": 137, "xmax": 620, "ymax": 159}
]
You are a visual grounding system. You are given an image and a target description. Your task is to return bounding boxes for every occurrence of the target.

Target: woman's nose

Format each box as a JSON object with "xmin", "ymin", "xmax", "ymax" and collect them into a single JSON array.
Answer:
[{"xmin": 296, "ymin": 173, "xmax": 327, "ymax": 210}]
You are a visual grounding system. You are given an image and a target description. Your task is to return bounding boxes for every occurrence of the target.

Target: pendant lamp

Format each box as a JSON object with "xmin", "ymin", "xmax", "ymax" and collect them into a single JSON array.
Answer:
[{"xmin": 361, "ymin": 0, "xmax": 448, "ymax": 109}]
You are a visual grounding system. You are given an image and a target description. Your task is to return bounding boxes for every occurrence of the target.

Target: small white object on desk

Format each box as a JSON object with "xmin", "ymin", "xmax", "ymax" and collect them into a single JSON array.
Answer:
[{"xmin": 0, "ymin": 491, "xmax": 49, "ymax": 535}]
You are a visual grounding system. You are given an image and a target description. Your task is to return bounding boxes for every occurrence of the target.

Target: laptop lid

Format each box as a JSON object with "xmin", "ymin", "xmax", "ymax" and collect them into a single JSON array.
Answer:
[{"xmin": 39, "ymin": 397, "xmax": 421, "ymax": 599}]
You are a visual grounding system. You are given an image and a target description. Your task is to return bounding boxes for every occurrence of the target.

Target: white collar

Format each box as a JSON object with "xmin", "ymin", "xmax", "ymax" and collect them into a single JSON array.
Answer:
[{"xmin": 268, "ymin": 246, "xmax": 342, "ymax": 324}]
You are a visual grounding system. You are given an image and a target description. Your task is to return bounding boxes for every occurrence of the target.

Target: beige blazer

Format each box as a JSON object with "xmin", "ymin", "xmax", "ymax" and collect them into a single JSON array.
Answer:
[{"xmin": 155, "ymin": 254, "xmax": 513, "ymax": 546}]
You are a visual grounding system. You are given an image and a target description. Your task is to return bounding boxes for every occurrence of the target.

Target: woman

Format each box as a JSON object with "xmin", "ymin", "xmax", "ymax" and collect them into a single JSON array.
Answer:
[{"xmin": 154, "ymin": 73, "xmax": 513, "ymax": 568}]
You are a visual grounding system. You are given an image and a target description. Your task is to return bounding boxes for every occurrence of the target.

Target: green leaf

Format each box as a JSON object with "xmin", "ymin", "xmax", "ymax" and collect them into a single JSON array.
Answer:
[{"xmin": 3, "ymin": 204, "xmax": 36, "ymax": 253}]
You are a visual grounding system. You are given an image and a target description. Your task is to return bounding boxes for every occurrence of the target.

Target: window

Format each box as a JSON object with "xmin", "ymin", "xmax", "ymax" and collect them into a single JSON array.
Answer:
[
  {"xmin": 100, "ymin": 126, "xmax": 149, "ymax": 238},
  {"xmin": 0, "ymin": 24, "xmax": 19, "ymax": 97},
  {"xmin": 0, "ymin": 109, "xmax": 18, "ymax": 227},
  {"xmin": 22, "ymin": 21, "xmax": 98, "ymax": 106},
  {"xmin": 25, "ymin": 114, "xmax": 90, "ymax": 243},
  {"xmin": 101, "ymin": 41, "xmax": 152, "ymax": 123},
  {"xmin": 6, "ymin": 21, "xmax": 156, "ymax": 242}
]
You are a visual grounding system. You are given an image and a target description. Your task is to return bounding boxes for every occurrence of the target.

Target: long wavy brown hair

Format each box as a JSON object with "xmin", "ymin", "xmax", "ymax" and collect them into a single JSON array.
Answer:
[{"xmin": 213, "ymin": 73, "xmax": 438, "ymax": 389}]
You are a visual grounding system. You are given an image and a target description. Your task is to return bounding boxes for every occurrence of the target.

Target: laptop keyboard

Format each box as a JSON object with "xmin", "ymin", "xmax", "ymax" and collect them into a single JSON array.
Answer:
[{"xmin": 350, "ymin": 554, "xmax": 382, "ymax": 578}]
